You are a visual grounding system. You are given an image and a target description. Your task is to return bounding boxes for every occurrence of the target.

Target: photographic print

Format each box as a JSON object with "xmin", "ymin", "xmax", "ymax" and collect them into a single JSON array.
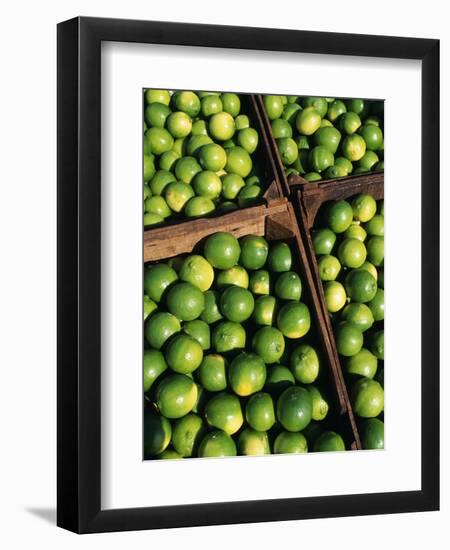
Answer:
[{"xmin": 142, "ymin": 90, "xmax": 385, "ymax": 460}]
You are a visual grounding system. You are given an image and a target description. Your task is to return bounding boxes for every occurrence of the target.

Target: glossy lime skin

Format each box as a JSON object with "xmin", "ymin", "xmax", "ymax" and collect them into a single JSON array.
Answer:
[
  {"xmin": 345, "ymin": 269, "xmax": 377, "ymax": 303},
  {"xmin": 276, "ymin": 302, "xmax": 311, "ymax": 339},
  {"xmin": 166, "ymin": 282, "xmax": 205, "ymax": 321},
  {"xmin": 143, "ymin": 349, "xmax": 168, "ymax": 392},
  {"xmin": 197, "ymin": 354, "xmax": 228, "ymax": 392},
  {"xmin": 143, "ymin": 411, "xmax": 172, "ymax": 458},
  {"xmin": 220, "ymin": 286, "xmax": 255, "ymax": 323},
  {"xmin": 341, "ymin": 303, "xmax": 374, "ymax": 332},
  {"xmin": 361, "ymin": 418, "xmax": 384, "ymax": 450},
  {"xmin": 172, "ymin": 413, "xmax": 206, "ymax": 457},
  {"xmin": 249, "ymin": 270, "xmax": 271, "ymax": 296},
  {"xmin": 252, "ymin": 326, "xmax": 285, "ymax": 364},
  {"xmin": 205, "ymin": 393, "xmax": 243, "ymax": 435},
  {"xmin": 312, "ymin": 228, "xmax": 336, "ymax": 255},
  {"xmin": 182, "ymin": 320, "xmax": 211, "ymax": 351},
  {"xmin": 229, "ymin": 352, "xmax": 267, "ymax": 397},
  {"xmin": 239, "ymin": 235, "xmax": 269, "ymax": 270},
  {"xmin": 204, "ymin": 232, "xmax": 241, "ymax": 270},
  {"xmin": 277, "ymin": 386, "xmax": 312, "ymax": 432},
  {"xmin": 212, "ymin": 321, "xmax": 246, "ymax": 353},
  {"xmin": 264, "ymin": 365, "xmax": 295, "ymax": 396},
  {"xmin": 216, "ymin": 265, "xmax": 249, "ymax": 290},
  {"xmin": 338, "ymin": 238, "xmax": 367, "ymax": 269},
  {"xmin": 267, "ymin": 242, "xmax": 292, "ymax": 272},
  {"xmin": 200, "ymin": 290, "xmax": 223, "ymax": 324},
  {"xmin": 307, "ymin": 385, "xmax": 329, "ymax": 421},
  {"xmin": 198, "ymin": 430, "xmax": 237, "ymax": 457},
  {"xmin": 245, "ymin": 392, "xmax": 276, "ymax": 431},
  {"xmin": 371, "ymin": 330, "xmax": 384, "ymax": 360},
  {"xmin": 179, "ymin": 255, "xmax": 214, "ymax": 292},
  {"xmin": 289, "ymin": 344, "xmax": 319, "ymax": 384},
  {"xmin": 345, "ymin": 348, "xmax": 378, "ymax": 379},
  {"xmin": 351, "ymin": 377, "xmax": 384, "ymax": 418},
  {"xmin": 237, "ymin": 428, "xmax": 271, "ymax": 456},
  {"xmin": 155, "ymin": 374, "xmax": 198, "ymax": 419},
  {"xmin": 326, "ymin": 200, "xmax": 353, "ymax": 233},
  {"xmin": 274, "ymin": 431, "xmax": 308, "ymax": 454},
  {"xmin": 368, "ymin": 288, "xmax": 384, "ymax": 321},
  {"xmin": 144, "ymin": 264, "xmax": 178, "ymax": 303},
  {"xmin": 252, "ymin": 295, "xmax": 278, "ymax": 326},
  {"xmin": 165, "ymin": 334, "xmax": 204, "ymax": 374},
  {"xmin": 313, "ymin": 431, "xmax": 346, "ymax": 452},
  {"xmin": 274, "ymin": 271, "xmax": 302, "ymax": 301},
  {"xmin": 144, "ymin": 312, "xmax": 181, "ymax": 349},
  {"xmin": 335, "ymin": 322, "xmax": 364, "ymax": 357}
]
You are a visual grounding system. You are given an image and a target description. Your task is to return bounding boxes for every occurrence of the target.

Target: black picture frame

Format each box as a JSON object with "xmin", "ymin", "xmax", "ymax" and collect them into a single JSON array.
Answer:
[{"xmin": 57, "ymin": 16, "xmax": 440, "ymax": 533}]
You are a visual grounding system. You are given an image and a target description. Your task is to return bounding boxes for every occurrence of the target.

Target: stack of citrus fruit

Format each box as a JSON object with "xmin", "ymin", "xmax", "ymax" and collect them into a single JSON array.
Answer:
[
  {"xmin": 143, "ymin": 232, "xmax": 348, "ymax": 459},
  {"xmin": 312, "ymin": 193, "xmax": 384, "ymax": 449},
  {"xmin": 262, "ymin": 95, "xmax": 384, "ymax": 182},
  {"xmin": 143, "ymin": 90, "xmax": 267, "ymax": 228}
]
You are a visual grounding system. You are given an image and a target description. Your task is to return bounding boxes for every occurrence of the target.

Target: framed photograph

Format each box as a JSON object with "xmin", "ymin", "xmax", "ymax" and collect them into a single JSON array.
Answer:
[{"xmin": 57, "ymin": 16, "xmax": 439, "ymax": 533}]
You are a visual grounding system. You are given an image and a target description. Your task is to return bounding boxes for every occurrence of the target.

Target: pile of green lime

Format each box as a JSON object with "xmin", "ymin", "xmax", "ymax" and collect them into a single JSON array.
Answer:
[
  {"xmin": 143, "ymin": 232, "xmax": 347, "ymax": 459},
  {"xmin": 143, "ymin": 90, "xmax": 268, "ymax": 228},
  {"xmin": 262, "ymin": 95, "xmax": 384, "ymax": 182},
  {"xmin": 312, "ymin": 193, "xmax": 384, "ymax": 449}
]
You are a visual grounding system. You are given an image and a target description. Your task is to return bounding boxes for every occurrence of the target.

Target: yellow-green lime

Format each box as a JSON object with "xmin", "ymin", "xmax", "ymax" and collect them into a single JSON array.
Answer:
[
  {"xmin": 267, "ymin": 241, "xmax": 292, "ymax": 272},
  {"xmin": 252, "ymin": 326, "xmax": 285, "ymax": 364},
  {"xmin": 338, "ymin": 238, "xmax": 367, "ymax": 268},
  {"xmin": 359, "ymin": 261, "xmax": 378, "ymax": 281},
  {"xmin": 334, "ymin": 156, "xmax": 353, "ymax": 174},
  {"xmin": 144, "ymin": 127, "xmax": 174, "ymax": 156},
  {"xmin": 245, "ymin": 392, "xmax": 275, "ymax": 431},
  {"xmin": 318, "ymin": 254, "xmax": 341, "ymax": 281},
  {"xmin": 157, "ymin": 448, "xmax": 181, "ymax": 460},
  {"xmin": 265, "ymin": 365, "xmax": 295, "ymax": 396},
  {"xmin": 143, "ymin": 295, "xmax": 157, "ymax": 320},
  {"xmin": 145, "ymin": 101, "xmax": 171, "ymax": 128},
  {"xmin": 205, "ymin": 392, "xmax": 243, "ymax": 435},
  {"xmin": 312, "ymin": 228, "xmax": 336, "ymax": 255},
  {"xmin": 335, "ymin": 322, "xmax": 364, "ymax": 357},
  {"xmin": 271, "ymin": 118, "xmax": 293, "ymax": 139},
  {"xmin": 229, "ymin": 352, "xmax": 266, "ymax": 396},
  {"xmin": 370, "ymin": 330, "xmax": 384, "ymax": 360},
  {"xmin": 144, "ymin": 196, "xmax": 171, "ymax": 218},
  {"xmin": 174, "ymin": 156, "xmax": 202, "ymax": 184},
  {"xmin": 274, "ymin": 431, "xmax": 308, "ymax": 454},
  {"xmin": 237, "ymin": 128, "xmax": 259, "ymax": 154},
  {"xmin": 221, "ymin": 93, "xmax": 241, "ymax": 117},
  {"xmin": 182, "ymin": 319, "xmax": 211, "ymax": 350},
  {"xmin": 323, "ymin": 281, "xmax": 347, "ymax": 312},
  {"xmin": 361, "ymin": 418, "xmax": 384, "ymax": 450},
  {"xmin": 192, "ymin": 171, "xmax": 222, "ymax": 199},
  {"xmin": 145, "ymin": 89, "xmax": 171, "ymax": 106},
  {"xmin": 184, "ymin": 196, "xmax": 215, "ymax": 217},
  {"xmin": 290, "ymin": 343, "xmax": 319, "ymax": 384},
  {"xmin": 235, "ymin": 114, "xmax": 250, "ymax": 130},
  {"xmin": 165, "ymin": 334, "xmax": 203, "ymax": 374},
  {"xmin": 212, "ymin": 321, "xmax": 246, "ymax": 353},
  {"xmin": 220, "ymin": 286, "xmax": 255, "ymax": 322},
  {"xmin": 144, "ymin": 263, "xmax": 178, "ymax": 302},
  {"xmin": 351, "ymin": 193, "xmax": 377, "ymax": 222},
  {"xmin": 225, "ymin": 146, "xmax": 253, "ymax": 177},
  {"xmin": 326, "ymin": 100, "xmax": 347, "ymax": 122},
  {"xmin": 345, "ymin": 348, "xmax": 378, "ymax": 379},
  {"xmin": 345, "ymin": 269, "xmax": 377, "ymax": 302},
  {"xmin": 221, "ymin": 173, "xmax": 245, "ymax": 199},
  {"xmin": 209, "ymin": 111, "xmax": 235, "ymax": 141},
  {"xmin": 166, "ymin": 282, "xmax": 205, "ymax": 321},
  {"xmin": 364, "ymin": 214, "xmax": 384, "ymax": 236},
  {"xmin": 341, "ymin": 302, "xmax": 374, "ymax": 332},
  {"xmin": 199, "ymin": 143, "xmax": 227, "ymax": 172},
  {"xmin": 277, "ymin": 137, "xmax": 298, "ymax": 165},
  {"xmin": 263, "ymin": 95, "xmax": 284, "ymax": 120},
  {"xmin": 156, "ymin": 374, "xmax": 198, "ymax": 419},
  {"xmin": 159, "ymin": 150, "xmax": 180, "ymax": 171},
  {"xmin": 186, "ymin": 134, "xmax": 212, "ymax": 156},
  {"xmin": 368, "ymin": 288, "xmax": 384, "ymax": 321},
  {"xmin": 239, "ymin": 235, "xmax": 269, "ymax": 270},
  {"xmin": 172, "ymin": 413, "xmax": 206, "ymax": 457},
  {"xmin": 179, "ymin": 255, "xmax": 214, "ymax": 292},
  {"xmin": 173, "ymin": 91, "xmax": 201, "ymax": 117},
  {"xmin": 216, "ymin": 265, "xmax": 249, "ymax": 289},
  {"xmin": 149, "ymin": 170, "xmax": 176, "ymax": 195},
  {"xmin": 326, "ymin": 200, "xmax": 353, "ymax": 233},
  {"xmin": 344, "ymin": 223, "xmax": 367, "ymax": 242},
  {"xmin": 342, "ymin": 134, "xmax": 366, "ymax": 161},
  {"xmin": 296, "ymin": 107, "xmax": 322, "ymax": 135},
  {"xmin": 249, "ymin": 270, "xmax": 271, "ymax": 295},
  {"xmin": 164, "ymin": 181, "xmax": 195, "ymax": 212},
  {"xmin": 303, "ymin": 96, "xmax": 328, "ymax": 117},
  {"xmin": 237, "ymin": 184, "xmax": 263, "ymax": 207},
  {"xmin": 274, "ymin": 271, "xmax": 302, "ymax": 301},
  {"xmin": 144, "ymin": 155, "xmax": 156, "ymax": 182},
  {"xmin": 200, "ymin": 290, "xmax": 223, "ymax": 324},
  {"xmin": 143, "ymin": 349, "xmax": 168, "ymax": 392},
  {"xmin": 313, "ymin": 126, "xmax": 341, "ymax": 154},
  {"xmin": 357, "ymin": 151, "xmax": 379, "ymax": 170},
  {"xmin": 237, "ymin": 428, "xmax": 270, "ymax": 456},
  {"xmin": 338, "ymin": 111, "xmax": 361, "ymax": 135},
  {"xmin": 253, "ymin": 295, "xmax": 277, "ymax": 326},
  {"xmin": 276, "ymin": 386, "xmax": 312, "ymax": 432},
  {"xmin": 197, "ymin": 354, "xmax": 228, "ymax": 392},
  {"xmin": 143, "ymin": 213, "xmax": 164, "ymax": 227},
  {"xmin": 358, "ymin": 124, "xmax": 383, "ymax": 151},
  {"xmin": 307, "ymin": 385, "xmax": 329, "ymax": 421},
  {"xmin": 201, "ymin": 95, "xmax": 223, "ymax": 117},
  {"xmin": 276, "ymin": 302, "xmax": 311, "ymax": 339},
  {"xmin": 143, "ymin": 411, "xmax": 172, "ymax": 457},
  {"xmin": 204, "ymin": 232, "xmax": 241, "ymax": 269},
  {"xmin": 313, "ymin": 431, "xmax": 345, "ymax": 452},
  {"xmin": 198, "ymin": 430, "xmax": 237, "ymax": 457},
  {"xmin": 366, "ymin": 236, "xmax": 384, "ymax": 266},
  {"xmin": 351, "ymin": 377, "xmax": 384, "ymax": 417}
]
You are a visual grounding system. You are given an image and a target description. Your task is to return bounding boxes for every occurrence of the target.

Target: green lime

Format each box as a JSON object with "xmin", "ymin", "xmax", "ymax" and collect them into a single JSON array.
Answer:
[
  {"xmin": 357, "ymin": 151, "xmax": 379, "ymax": 170},
  {"xmin": 360, "ymin": 261, "xmax": 378, "ymax": 281},
  {"xmin": 156, "ymin": 448, "xmax": 181, "ymax": 460},
  {"xmin": 197, "ymin": 354, "xmax": 227, "ymax": 392},
  {"xmin": 253, "ymin": 295, "xmax": 277, "ymax": 326},
  {"xmin": 344, "ymin": 223, "xmax": 367, "ymax": 242},
  {"xmin": 334, "ymin": 156, "xmax": 353, "ymax": 174},
  {"xmin": 324, "ymin": 165, "xmax": 347, "ymax": 179},
  {"xmin": 144, "ymin": 127, "xmax": 174, "ymax": 156},
  {"xmin": 373, "ymin": 161, "xmax": 384, "ymax": 171},
  {"xmin": 179, "ymin": 255, "xmax": 214, "ymax": 292},
  {"xmin": 144, "ymin": 295, "xmax": 157, "ymax": 321},
  {"xmin": 229, "ymin": 352, "xmax": 266, "ymax": 396},
  {"xmin": 172, "ymin": 413, "xmax": 206, "ymax": 457},
  {"xmin": 295, "ymin": 134, "xmax": 310, "ymax": 150},
  {"xmin": 307, "ymin": 385, "xmax": 329, "ymax": 421},
  {"xmin": 198, "ymin": 430, "xmax": 237, "ymax": 457},
  {"xmin": 201, "ymin": 95, "xmax": 223, "ymax": 117},
  {"xmin": 143, "ymin": 411, "xmax": 172, "ymax": 457},
  {"xmin": 335, "ymin": 322, "xmax": 364, "ymax": 357},
  {"xmin": 271, "ymin": 118, "xmax": 293, "ymax": 139},
  {"xmin": 220, "ymin": 286, "xmax": 255, "ymax": 322},
  {"xmin": 277, "ymin": 386, "xmax": 312, "ymax": 432},
  {"xmin": 186, "ymin": 134, "xmax": 213, "ymax": 156},
  {"xmin": 216, "ymin": 265, "xmax": 249, "ymax": 289},
  {"xmin": 361, "ymin": 418, "xmax": 384, "ymax": 450},
  {"xmin": 182, "ymin": 319, "xmax": 211, "ymax": 350},
  {"xmin": 239, "ymin": 235, "xmax": 269, "ymax": 270},
  {"xmin": 143, "ymin": 183, "xmax": 151, "ymax": 200},
  {"xmin": 318, "ymin": 255, "xmax": 341, "ymax": 281},
  {"xmin": 282, "ymin": 103, "xmax": 302, "ymax": 124},
  {"xmin": 172, "ymin": 137, "xmax": 187, "ymax": 156},
  {"xmin": 143, "ymin": 349, "xmax": 168, "ymax": 392},
  {"xmin": 326, "ymin": 200, "xmax": 353, "ymax": 233},
  {"xmin": 351, "ymin": 193, "xmax": 377, "ymax": 222},
  {"xmin": 166, "ymin": 282, "xmax": 205, "ymax": 321},
  {"xmin": 235, "ymin": 114, "xmax": 250, "ymax": 130},
  {"xmin": 346, "ymin": 347, "xmax": 378, "ymax": 378},
  {"xmin": 312, "ymin": 228, "xmax": 336, "ymax": 255},
  {"xmin": 313, "ymin": 431, "xmax": 345, "ymax": 452},
  {"xmin": 200, "ymin": 290, "xmax": 223, "ymax": 324},
  {"xmin": 156, "ymin": 374, "xmax": 198, "ymax": 419},
  {"xmin": 289, "ymin": 343, "xmax": 319, "ymax": 384},
  {"xmin": 320, "ymin": 119, "xmax": 333, "ymax": 128},
  {"xmin": 263, "ymin": 95, "xmax": 284, "ymax": 120},
  {"xmin": 338, "ymin": 238, "xmax": 367, "ymax": 268},
  {"xmin": 192, "ymin": 171, "xmax": 222, "ymax": 199},
  {"xmin": 274, "ymin": 271, "xmax": 302, "ymax": 301},
  {"xmin": 313, "ymin": 126, "xmax": 341, "ymax": 154},
  {"xmin": 252, "ymin": 326, "xmax": 285, "ymax": 364},
  {"xmin": 198, "ymin": 143, "xmax": 227, "ymax": 172},
  {"xmin": 212, "ymin": 321, "xmax": 246, "ymax": 353},
  {"xmin": 173, "ymin": 91, "xmax": 200, "ymax": 117},
  {"xmin": 144, "ymin": 196, "xmax": 172, "ymax": 218},
  {"xmin": 309, "ymin": 146, "xmax": 334, "ymax": 172},
  {"xmin": 237, "ymin": 184, "xmax": 262, "ymax": 207},
  {"xmin": 274, "ymin": 431, "xmax": 308, "ymax": 454},
  {"xmin": 345, "ymin": 269, "xmax": 377, "ymax": 302},
  {"xmin": 368, "ymin": 288, "xmax": 384, "ymax": 321},
  {"xmin": 237, "ymin": 128, "xmax": 259, "ymax": 154},
  {"xmin": 358, "ymin": 124, "xmax": 383, "ymax": 151},
  {"xmin": 304, "ymin": 172, "xmax": 322, "ymax": 182},
  {"xmin": 191, "ymin": 119, "xmax": 208, "ymax": 136},
  {"xmin": 277, "ymin": 302, "xmax": 310, "ymax": 339},
  {"xmin": 145, "ymin": 101, "xmax": 171, "ymax": 129},
  {"xmin": 345, "ymin": 98, "xmax": 368, "ymax": 116},
  {"xmin": 303, "ymin": 97, "xmax": 328, "ymax": 117},
  {"xmin": 144, "ymin": 263, "xmax": 178, "ymax": 302},
  {"xmin": 338, "ymin": 111, "xmax": 361, "ymax": 135},
  {"xmin": 341, "ymin": 303, "xmax": 374, "ymax": 332},
  {"xmin": 364, "ymin": 214, "xmax": 384, "ymax": 236},
  {"xmin": 159, "ymin": 150, "xmax": 180, "ymax": 171},
  {"xmin": 164, "ymin": 181, "xmax": 195, "ymax": 212},
  {"xmin": 144, "ymin": 155, "xmax": 156, "ymax": 182},
  {"xmin": 324, "ymin": 281, "xmax": 347, "ymax": 312},
  {"xmin": 341, "ymin": 134, "xmax": 366, "ymax": 161},
  {"xmin": 204, "ymin": 232, "xmax": 241, "ymax": 269},
  {"xmin": 184, "ymin": 196, "xmax": 215, "ymax": 218},
  {"xmin": 277, "ymin": 137, "xmax": 298, "ymax": 165},
  {"xmin": 149, "ymin": 170, "xmax": 176, "ymax": 195},
  {"xmin": 366, "ymin": 236, "xmax": 384, "ymax": 266},
  {"xmin": 245, "ymin": 392, "xmax": 275, "ymax": 431},
  {"xmin": 296, "ymin": 107, "xmax": 322, "ymax": 135},
  {"xmin": 205, "ymin": 392, "xmax": 243, "ymax": 435},
  {"xmin": 249, "ymin": 270, "xmax": 271, "ymax": 295},
  {"xmin": 165, "ymin": 334, "xmax": 203, "ymax": 374},
  {"xmin": 225, "ymin": 146, "xmax": 253, "ymax": 177},
  {"xmin": 267, "ymin": 241, "xmax": 292, "ymax": 272},
  {"xmin": 143, "ymin": 213, "xmax": 164, "ymax": 227},
  {"xmin": 166, "ymin": 111, "xmax": 192, "ymax": 138},
  {"xmin": 326, "ymin": 100, "xmax": 346, "ymax": 122},
  {"xmin": 238, "ymin": 428, "xmax": 270, "ymax": 456},
  {"xmin": 221, "ymin": 173, "xmax": 245, "ymax": 199},
  {"xmin": 265, "ymin": 365, "xmax": 295, "ymax": 396},
  {"xmin": 221, "ymin": 93, "xmax": 241, "ymax": 117},
  {"xmin": 370, "ymin": 330, "xmax": 384, "ymax": 360},
  {"xmin": 351, "ymin": 377, "xmax": 384, "ymax": 417},
  {"xmin": 174, "ymin": 156, "xmax": 202, "ymax": 184},
  {"xmin": 209, "ymin": 111, "xmax": 235, "ymax": 141},
  {"xmin": 145, "ymin": 89, "xmax": 171, "ymax": 106}
]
